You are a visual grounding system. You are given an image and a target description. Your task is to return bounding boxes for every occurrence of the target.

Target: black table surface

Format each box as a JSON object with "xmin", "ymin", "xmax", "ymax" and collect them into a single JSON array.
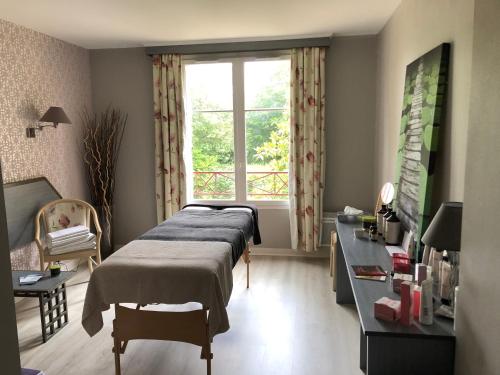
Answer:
[
  {"xmin": 12, "ymin": 270, "xmax": 76, "ymax": 293},
  {"xmin": 336, "ymin": 219, "xmax": 455, "ymax": 339}
]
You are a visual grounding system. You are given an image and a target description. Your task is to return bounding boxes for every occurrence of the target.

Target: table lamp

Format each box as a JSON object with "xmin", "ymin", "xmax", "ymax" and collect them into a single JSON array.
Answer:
[
  {"xmin": 421, "ymin": 202, "xmax": 463, "ymax": 252},
  {"xmin": 421, "ymin": 202, "xmax": 463, "ymax": 319}
]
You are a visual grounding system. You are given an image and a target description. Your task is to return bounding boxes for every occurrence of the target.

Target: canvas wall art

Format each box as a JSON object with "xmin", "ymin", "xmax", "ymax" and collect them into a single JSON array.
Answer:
[{"xmin": 394, "ymin": 43, "xmax": 450, "ymax": 258}]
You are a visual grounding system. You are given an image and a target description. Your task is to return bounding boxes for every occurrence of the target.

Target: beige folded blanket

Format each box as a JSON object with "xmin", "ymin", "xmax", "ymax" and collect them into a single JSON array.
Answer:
[{"xmin": 82, "ymin": 240, "xmax": 233, "ymax": 339}]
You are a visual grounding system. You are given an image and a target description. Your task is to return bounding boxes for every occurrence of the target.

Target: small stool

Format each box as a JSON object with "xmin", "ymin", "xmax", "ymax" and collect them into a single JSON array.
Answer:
[{"xmin": 12, "ymin": 270, "xmax": 75, "ymax": 342}]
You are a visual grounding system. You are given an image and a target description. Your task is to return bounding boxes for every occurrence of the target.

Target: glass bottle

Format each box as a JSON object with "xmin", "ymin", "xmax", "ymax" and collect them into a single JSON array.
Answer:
[
  {"xmin": 385, "ymin": 210, "xmax": 401, "ymax": 245},
  {"xmin": 382, "ymin": 205, "xmax": 393, "ymax": 239},
  {"xmin": 369, "ymin": 225, "xmax": 378, "ymax": 241},
  {"xmin": 377, "ymin": 204, "xmax": 387, "ymax": 235}
]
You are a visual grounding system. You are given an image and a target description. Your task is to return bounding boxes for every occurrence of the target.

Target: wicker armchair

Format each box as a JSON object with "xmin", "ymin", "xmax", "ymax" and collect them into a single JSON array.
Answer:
[{"xmin": 34, "ymin": 199, "xmax": 102, "ymax": 273}]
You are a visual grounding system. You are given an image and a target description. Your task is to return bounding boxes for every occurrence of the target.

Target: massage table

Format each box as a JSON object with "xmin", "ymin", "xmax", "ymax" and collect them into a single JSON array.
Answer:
[{"xmin": 82, "ymin": 204, "xmax": 260, "ymax": 375}]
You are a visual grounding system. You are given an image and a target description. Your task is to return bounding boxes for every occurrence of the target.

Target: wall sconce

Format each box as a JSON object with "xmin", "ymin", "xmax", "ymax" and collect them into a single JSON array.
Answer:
[{"xmin": 26, "ymin": 107, "xmax": 72, "ymax": 138}]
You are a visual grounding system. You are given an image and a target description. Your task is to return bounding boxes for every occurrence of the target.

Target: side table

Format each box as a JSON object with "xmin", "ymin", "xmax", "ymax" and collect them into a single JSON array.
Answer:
[{"xmin": 13, "ymin": 270, "xmax": 75, "ymax": 343}]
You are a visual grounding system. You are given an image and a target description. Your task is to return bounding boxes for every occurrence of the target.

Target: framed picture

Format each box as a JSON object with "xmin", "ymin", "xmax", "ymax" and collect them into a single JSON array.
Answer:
[{"xmin": 394, "ymin": 43, "xmax": 450, "ymax": 260}]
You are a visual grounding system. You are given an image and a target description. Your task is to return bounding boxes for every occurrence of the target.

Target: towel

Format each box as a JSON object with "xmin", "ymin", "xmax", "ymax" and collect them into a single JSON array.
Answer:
[
  {"xmin": 82, "ymin": 240, "xmax": 233, "ymax": 340},
  {"xmin": 47, "ymin": 226, "xmax": 96, "ymax": 255}
]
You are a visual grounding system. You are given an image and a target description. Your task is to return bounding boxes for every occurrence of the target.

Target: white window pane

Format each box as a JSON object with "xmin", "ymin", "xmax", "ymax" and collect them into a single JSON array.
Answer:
[
  {"xmin": 185, "ymin": 63, "xmax": 233, "ymax": 111},
  {"xmin": 192, "ymin": 112, "xmax": 235, "ymax": 200},
  {"xmin": 245, "ymin": 110, "xmax": 289, "ymax": 201},
  {"xmin": 244, "ymin": 60, "xmax": 290, "ymax": 110}
]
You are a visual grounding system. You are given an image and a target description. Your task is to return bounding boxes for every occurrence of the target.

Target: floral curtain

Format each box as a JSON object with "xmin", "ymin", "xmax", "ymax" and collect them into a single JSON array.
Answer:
[
  {"xmin": 289, "ymin": 48, "xmax": 326, "ymax": 252},
  {"xmin": 152, "ymin": 54, "xmax": 186, "ymax": 223}
]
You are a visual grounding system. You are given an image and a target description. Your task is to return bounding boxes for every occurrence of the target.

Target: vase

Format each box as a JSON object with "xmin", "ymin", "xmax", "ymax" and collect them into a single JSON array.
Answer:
[{"xmin": 95, "ymin": 205, "xmax": 113, "ymax": 259}]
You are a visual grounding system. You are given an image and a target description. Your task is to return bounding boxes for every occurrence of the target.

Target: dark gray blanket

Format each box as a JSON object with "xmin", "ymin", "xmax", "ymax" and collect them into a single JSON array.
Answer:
[{"xmin": 138, "ymin": 209, "xmax": 255, "ymax": 266}]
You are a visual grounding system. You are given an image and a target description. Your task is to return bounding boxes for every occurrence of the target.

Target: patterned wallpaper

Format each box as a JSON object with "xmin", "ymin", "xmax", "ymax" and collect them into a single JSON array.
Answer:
[{"xmin": 0, "ymin": 19, "xmax": 92, "ymax": 269}]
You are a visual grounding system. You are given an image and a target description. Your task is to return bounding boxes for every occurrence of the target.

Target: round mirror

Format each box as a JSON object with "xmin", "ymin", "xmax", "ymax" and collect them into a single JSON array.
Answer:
[{"xmin": 380, "ymin": 182, "xmax": 395, "ymax": 204}]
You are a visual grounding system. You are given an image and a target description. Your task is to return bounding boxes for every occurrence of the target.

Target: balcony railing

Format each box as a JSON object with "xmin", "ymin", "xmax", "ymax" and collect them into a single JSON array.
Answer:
[{"xmin": 193, "ymin": 171, "xmax": 288, "ymax": 200}]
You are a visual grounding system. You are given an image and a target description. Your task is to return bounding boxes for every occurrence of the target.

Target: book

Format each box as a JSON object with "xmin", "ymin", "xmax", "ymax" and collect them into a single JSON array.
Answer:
[
  {"xmin": 355, "ymin": 275, "xmax": 387, "ymax": 282},
  {"xmin": 352, "ymin": 265, "xmax": 386, "ymax": 276},
  {"xmin": 22, "ymin": 369, "xmax": 45, "ymax": 375},
  {"xmin": 19, "ymin": 274, "xmax": 44, "ymax": 285},
  {"xmin": 352, "ymin": 265, "xmax": 387, "ymax": 282}
]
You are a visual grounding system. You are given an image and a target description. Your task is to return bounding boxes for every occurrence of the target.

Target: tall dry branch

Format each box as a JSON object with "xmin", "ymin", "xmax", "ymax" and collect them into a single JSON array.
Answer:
[{"xmin": 81, "ymin": 107, "xmax": 127, "ymax": 252}]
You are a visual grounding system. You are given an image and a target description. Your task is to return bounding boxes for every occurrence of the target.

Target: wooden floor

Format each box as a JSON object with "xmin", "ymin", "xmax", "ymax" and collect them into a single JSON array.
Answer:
[{"xmin": 17, "ymin": 256, "xmax": 363, "ymax": 375}]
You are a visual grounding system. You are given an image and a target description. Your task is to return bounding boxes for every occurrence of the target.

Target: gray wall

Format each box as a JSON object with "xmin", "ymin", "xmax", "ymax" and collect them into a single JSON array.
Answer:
[
  {"xmin": 455, "ymin": 0, "xmax": 500, "ymax": 373},
  {"xmin": 90, "ymin": 48, "xmax": 157, "ymax": 245},
  {"xmin": 374, "ymin": 0, "xmax": 474, "ymax": 206},
  {"xmin": 324, "ymin": 36, "xmax": 377, "ymax": 213},
  {"xmin": 90, "ymin": 37, "xmax": 377, "ymax": 249}
]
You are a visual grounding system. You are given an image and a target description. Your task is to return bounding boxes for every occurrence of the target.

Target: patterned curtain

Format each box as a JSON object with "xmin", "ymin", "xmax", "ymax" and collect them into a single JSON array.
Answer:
[
  {"xmin": 289, "ymin": 48, "xmax": 326, "ymax": 252},
  {"xmin": 152, "ymin": 54, "xmax": 186, "ymax": 223}
]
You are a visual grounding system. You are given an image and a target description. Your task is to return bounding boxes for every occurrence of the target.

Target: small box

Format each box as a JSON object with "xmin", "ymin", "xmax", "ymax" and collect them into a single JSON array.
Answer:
[
  {"xmin": 400, "ymin": 281, "xmax": 413, "ymax": 326},
  {"xmin": 392, "ymin": 273, "xmax": 413, "ymax": 293},
  {"xmin": 393, "ymin": 253, "xmax": 411, "ymax": 274},
  {"xmin": 415, "ymin": 263, "xmax": 427, "ymax": 286},
  {"xmin": 374, "ymin": 297, "xmax": 401, "ymax": 322}
]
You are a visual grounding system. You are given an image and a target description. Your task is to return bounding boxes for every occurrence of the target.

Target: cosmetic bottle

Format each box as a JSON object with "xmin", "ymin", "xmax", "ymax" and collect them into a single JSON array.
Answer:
[
  {"xmin": 385, "ymin": 211, "xmax": 401, "ymax": 245},
  {"xmin": 377, "ymin": 204, "xmax": 387, "ymax": 235},
  {"xmin": 412, "ymin": 285, "xmax": 421, "ymax": 320},
  {"xmin": 369, "ymin": 225, "xmax": 378, "ymax": 241},
  {"xmin": 382, "ymin": 205, "xmax": 392, "ymax": 239},
  {"xmin": 419, "ymin": 277, "xmax": 434, "ymax": 325},
  {"xmin": 439, "ymin": 252, "xmax": 452, "ymax": 303}
]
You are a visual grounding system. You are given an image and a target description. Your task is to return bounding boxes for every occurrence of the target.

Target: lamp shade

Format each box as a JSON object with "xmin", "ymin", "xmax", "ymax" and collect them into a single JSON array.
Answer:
[
  {"xmin": 39, "ymin": 107, "xmax": 71, "ymax": 125},
  {"xmin": 421, "ymin": 202, "xmax": 463, "ymax": 251}
]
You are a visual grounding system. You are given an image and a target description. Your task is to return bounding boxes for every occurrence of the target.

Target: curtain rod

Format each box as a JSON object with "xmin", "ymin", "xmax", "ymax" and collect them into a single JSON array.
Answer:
[{"xmin": 145, "ymin": 37, "xmax": 331, "ymax": 56}]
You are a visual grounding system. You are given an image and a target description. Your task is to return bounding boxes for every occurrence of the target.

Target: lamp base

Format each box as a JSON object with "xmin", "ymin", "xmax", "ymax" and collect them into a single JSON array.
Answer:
[{"xmin": 26, "ymin": 128, "xmax": 36, "ymax": 138}]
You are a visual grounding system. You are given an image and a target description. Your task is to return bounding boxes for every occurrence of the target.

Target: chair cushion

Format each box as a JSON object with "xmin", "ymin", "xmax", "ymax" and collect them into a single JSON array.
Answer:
[{"xmin": 44, "ymin": 202, "xmax": 87, "ymax": 232}]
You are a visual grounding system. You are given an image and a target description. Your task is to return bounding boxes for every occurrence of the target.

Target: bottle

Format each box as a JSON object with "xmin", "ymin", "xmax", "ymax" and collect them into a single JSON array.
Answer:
[
  {"xmin": 385, "ymin": 211, "xmax": 401, "ymax": 245},
  {"xmin": 413, "ymin": 285, "xmax": 421, "ymax": 320},
  {"xmin": 382, "ymin": 205, "xmax": 393, "ymax": 239},
  {"xmin": 439, "ymin": 251, "xmax": 452, "ymax": 303},
  {"xmin": 419, "ymin": 277, "xmax": 434, "ymax": 325},
  {"xmin": 377, "ymin": 204, "xmax": 387, "ymax": 235},
  {"xmin": 369, "ymin": 225, "xmax": 378, "ymax": 241}
]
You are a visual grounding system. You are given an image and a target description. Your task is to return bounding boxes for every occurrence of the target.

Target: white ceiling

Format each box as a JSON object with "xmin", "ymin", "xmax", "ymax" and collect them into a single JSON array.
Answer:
[{"xmin": 0, "ymin": 0, "xmax": 401, "ymax": 49}]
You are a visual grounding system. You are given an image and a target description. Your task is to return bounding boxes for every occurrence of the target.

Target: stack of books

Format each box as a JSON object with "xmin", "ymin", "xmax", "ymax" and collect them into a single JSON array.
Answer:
[
  {"xmin": 22, "ymin": 369, "xmax": 45, "ymax": 375},
  {"xmin": 47, "ymin": 225, "xmax": 96, "ymax": 255}
]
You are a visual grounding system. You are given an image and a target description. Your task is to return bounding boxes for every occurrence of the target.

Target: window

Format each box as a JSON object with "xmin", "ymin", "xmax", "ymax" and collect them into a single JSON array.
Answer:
[{"xmin": 184, "ymin": 57, "xmax": 290, "ymax": 204}]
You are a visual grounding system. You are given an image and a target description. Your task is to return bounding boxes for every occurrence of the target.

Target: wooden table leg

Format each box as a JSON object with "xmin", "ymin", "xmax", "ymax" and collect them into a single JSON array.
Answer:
[
  {"xmin": 112, "ymin": 319, "xmax": 121, "ymax": 375},
  {"xmin": 203, "ymin": 307, "xmax": 212, "ymax": 375},
  {"xmin": 38, "ymin": 294, "xmax": 47, "ymax": 343}
]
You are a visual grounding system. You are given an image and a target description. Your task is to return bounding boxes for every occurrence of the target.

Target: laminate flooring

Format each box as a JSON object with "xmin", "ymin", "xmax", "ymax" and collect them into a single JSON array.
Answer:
[{"xmin": 17, "ymin": 256, "xmax": 362, "ymax": 375}]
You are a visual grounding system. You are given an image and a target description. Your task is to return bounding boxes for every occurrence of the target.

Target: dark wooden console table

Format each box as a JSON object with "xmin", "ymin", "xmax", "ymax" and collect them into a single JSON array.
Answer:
[
  {"xmin": 13, "ymin": 270, "xmax": 75, "ymax": 343},
  {"xmin": 335, "ymin": 219, "xmax": 455, "ymax": 375}
]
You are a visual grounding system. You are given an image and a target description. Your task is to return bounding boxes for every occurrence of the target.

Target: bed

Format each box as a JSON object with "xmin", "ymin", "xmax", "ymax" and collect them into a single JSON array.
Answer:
[{"xmin": 82, "ymin": 204, "xmax": 260, "ymax": 375}]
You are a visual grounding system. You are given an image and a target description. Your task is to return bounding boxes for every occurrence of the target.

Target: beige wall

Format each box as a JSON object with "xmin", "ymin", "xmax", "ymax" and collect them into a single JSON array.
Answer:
[
  {"xmin": 455, "ymin": 0, "xmax": 500, "ymax": 373},
  {"xmin": 375, "ymin": 0, "xmax": 474, "ymax": 206},
  {"xmin": 91, "ymin": 38, "xmax": 377, "ymax": 249},
  {"xmin": 376, "ymin": 0, "xmax": 500, "ymax": 372},
  {"xmin": 0, "ymin": 19, "xmax": 92, "ymax": 269},
  {"xmin": 324, "ymin": 36, "xmax": 377, "ymax": 213}
]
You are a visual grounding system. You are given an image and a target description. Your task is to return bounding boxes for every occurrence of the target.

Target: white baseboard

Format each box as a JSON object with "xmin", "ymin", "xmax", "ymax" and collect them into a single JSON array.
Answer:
[{"xmin": 251, "ymin": 246, "xmax": 329, "ymax": 258}]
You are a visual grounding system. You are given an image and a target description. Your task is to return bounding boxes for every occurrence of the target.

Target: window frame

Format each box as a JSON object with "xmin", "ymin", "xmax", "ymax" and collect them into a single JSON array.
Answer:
[{"xmin": 183, "ymin": 53, "xmax": 291, "ymax": 209}]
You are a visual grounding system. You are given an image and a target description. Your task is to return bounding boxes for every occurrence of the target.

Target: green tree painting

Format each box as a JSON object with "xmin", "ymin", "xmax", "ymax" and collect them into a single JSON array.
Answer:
[{"xmin": 394, "ymin": 43, "xmax": 450, "ymax": 259}]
